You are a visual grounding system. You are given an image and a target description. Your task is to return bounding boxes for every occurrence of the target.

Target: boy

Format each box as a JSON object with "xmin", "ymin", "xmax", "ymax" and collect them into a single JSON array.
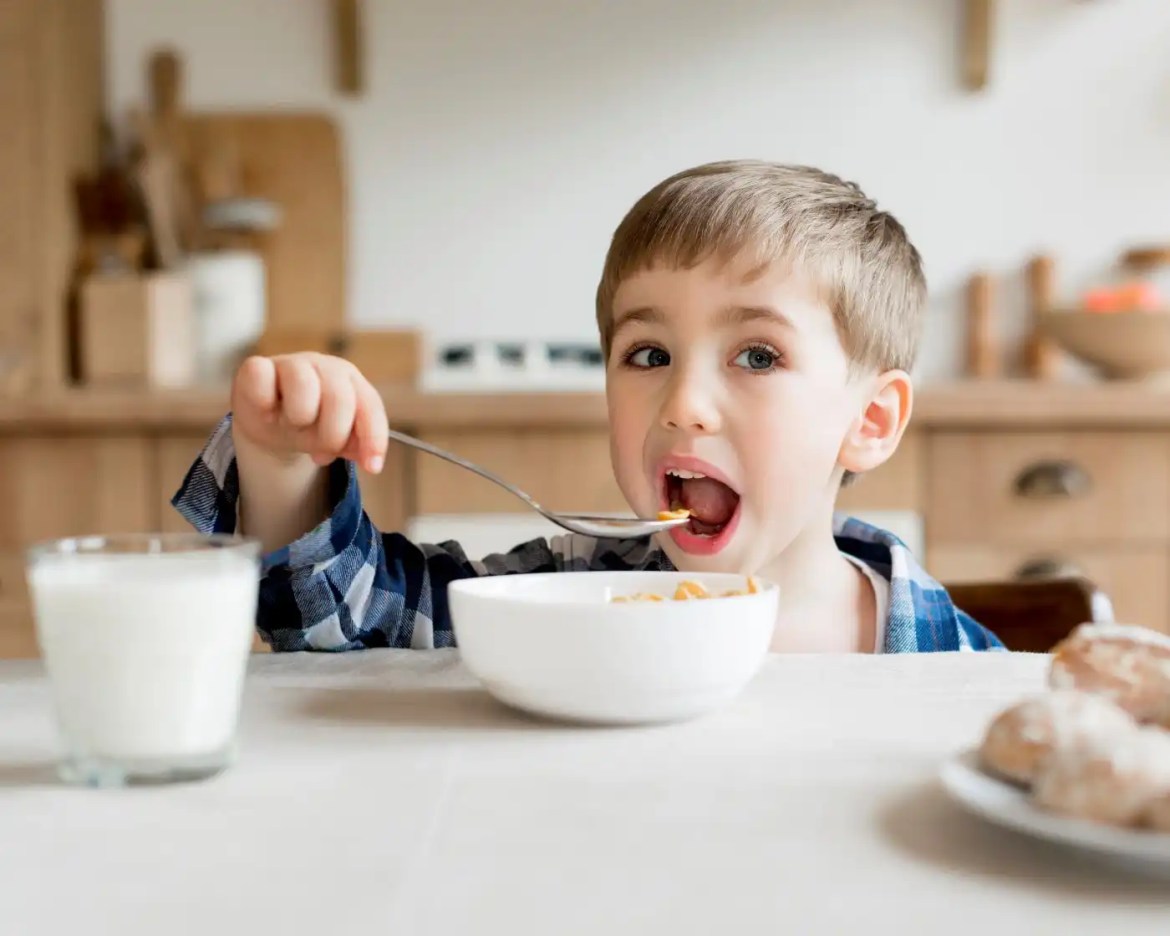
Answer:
[{"xmin": 175, "ymin": 160, "xmax": 1002, "ymax": 654}]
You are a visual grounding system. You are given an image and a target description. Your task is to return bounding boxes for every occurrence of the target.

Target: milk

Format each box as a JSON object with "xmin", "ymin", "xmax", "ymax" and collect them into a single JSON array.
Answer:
[{"xmin": 28, "ymin": 548, "xmax": 259, "ymax": 777}]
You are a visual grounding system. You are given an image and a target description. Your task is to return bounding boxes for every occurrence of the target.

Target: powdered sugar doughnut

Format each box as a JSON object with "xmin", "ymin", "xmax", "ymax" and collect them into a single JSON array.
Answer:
[
  {"xmin": 1049, "ymin": 624, "xmax": 1170, "ymax": 728},
  {"xmin": 1033, "ymin": 727, "xmax": 1170, "ymax": 826},
  {"xmin": 979, "ymin": 691, "xmax": 1135, "ymax": 786}
]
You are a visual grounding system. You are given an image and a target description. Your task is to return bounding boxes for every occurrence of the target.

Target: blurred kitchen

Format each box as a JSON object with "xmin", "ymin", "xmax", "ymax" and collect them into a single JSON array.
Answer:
[{"xmin": 4, "ymin": 0, "xmax": 1170, "ymax": 656}]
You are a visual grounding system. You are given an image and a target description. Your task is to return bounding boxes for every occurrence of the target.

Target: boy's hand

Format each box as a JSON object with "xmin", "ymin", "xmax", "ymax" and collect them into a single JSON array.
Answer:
[{"xmin": 231, "ymin": 354, "xmax": 389, "ymax": 474}]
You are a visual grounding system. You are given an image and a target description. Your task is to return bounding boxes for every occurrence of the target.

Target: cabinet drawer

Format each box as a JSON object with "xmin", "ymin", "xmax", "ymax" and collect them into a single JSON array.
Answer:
[
  {"xmin": 414, "ymin": 430, "xmax": 627, "ymax": 515},
  {"xmin": 927, "ymin": 432, "xmax": 1170, "ymax": 545},
  {"xmin": 928, "ymin": 544, "xmax": 1169, "ymax": 633}
]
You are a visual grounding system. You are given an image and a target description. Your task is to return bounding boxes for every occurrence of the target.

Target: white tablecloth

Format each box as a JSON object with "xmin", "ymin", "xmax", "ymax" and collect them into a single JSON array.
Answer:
[{"xmin": 2, "ymin": 651, "xmax": 1168, "ymax": 935}]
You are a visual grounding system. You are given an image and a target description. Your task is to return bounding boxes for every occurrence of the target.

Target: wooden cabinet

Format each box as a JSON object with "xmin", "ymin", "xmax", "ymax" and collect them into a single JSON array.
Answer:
[
  {"xmin": 0, "ymin": 0, "xmax": 40, "ymax": 390},
  {"xmin": 928, "ymin": 432, "xmax": 1170, "ymax": 545},
  {"xmin": 928, "ymin": 544, "xmax": 1170, "ymax": 634},
  {"xmin": 0, "ymin": 0, "xmax": 104, "ymax": 390},
  {"xmin": 925, "ymin": 430, "xmax": 1170, "ymax": 632},
  {"xmin": 414, "ymin": 429, "xmax": 626, "ymax": 515},
  {"xmin": 0, "ymin": 436, "xmax": 153, "ymax": 549},
  {"xmin": 836, "ymin": 433, "xmax": 922, "ymax": 513},
  {"xmin": 0, "ymin": 434, "xmax": 154, "ymax": 657},
  {"xmin": 0, "ymin": 608, "xmax": 37, "ymax": 660}
]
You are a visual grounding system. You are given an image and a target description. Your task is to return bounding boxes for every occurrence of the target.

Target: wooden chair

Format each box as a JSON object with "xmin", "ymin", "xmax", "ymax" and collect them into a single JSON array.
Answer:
[{"xmin": 944, "ymin": 576, "xmax": 1114, "ymax": 653}]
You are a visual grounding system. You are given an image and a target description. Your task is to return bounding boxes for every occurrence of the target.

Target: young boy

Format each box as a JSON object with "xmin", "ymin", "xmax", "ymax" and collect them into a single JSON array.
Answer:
[{"xmin": 174, "ymin": 160, "xmax": 1002, "ymax": 654}]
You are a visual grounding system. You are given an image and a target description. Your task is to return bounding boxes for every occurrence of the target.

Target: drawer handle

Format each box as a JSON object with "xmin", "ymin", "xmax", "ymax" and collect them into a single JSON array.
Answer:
[
  {"xmin": 1013, "ymin": 460, "xmax": 1092, "ymax": 499},
  {"xmin": 1015, "ymin": 557, "xmax": 1081, "ymax": 580}
]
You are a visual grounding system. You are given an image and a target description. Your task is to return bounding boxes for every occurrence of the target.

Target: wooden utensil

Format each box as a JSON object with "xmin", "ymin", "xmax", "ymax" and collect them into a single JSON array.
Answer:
[
  {"xmin": 1024, "ymin": 254, "xmax": 1060, "ymax": 379},
  {"xmin": 1121, "ymin": 246, "xmax": 1170, "ymax": 270},
  {"xmin": 179, "ymin": 113, "xmax": 345, "ymax": 332},
  {"xmin": 962, "ymin": 0, "xmax": 994, "ymax": 91},
  {"xmin": 332, "ymin": 0, "xmax": 364, "ymax": 95},
  {"xmin": 966, "ymin": 271, "xmax": 1000, "ymax": 378},
  {"xmin": 131, "ymin": 47, "xmax": 197, "ymax": 266}
]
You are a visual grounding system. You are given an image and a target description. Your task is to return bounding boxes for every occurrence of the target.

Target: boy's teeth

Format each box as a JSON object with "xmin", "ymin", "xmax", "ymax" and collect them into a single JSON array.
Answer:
[{"xmin": 667, "ymin": 469, "xmax": 707, "ymax": 480}]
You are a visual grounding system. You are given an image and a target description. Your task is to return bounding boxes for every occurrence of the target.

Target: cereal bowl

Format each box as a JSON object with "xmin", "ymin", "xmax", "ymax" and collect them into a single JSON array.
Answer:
[{"xmin": 447, "ymin": 571, "xmax": 778, "ymax": 725}]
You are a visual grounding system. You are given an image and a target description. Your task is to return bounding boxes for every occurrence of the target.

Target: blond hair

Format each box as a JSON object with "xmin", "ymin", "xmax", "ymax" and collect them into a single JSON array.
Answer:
[{"xmin": 595, "ymin": 160, "xmax": 926, "ymax": 374}]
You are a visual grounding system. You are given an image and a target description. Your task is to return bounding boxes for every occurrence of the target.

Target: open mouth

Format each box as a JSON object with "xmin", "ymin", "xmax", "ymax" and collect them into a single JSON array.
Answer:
[{"xmin": 664, "ymin": 468, "xmax": 741, "ymax": 538}]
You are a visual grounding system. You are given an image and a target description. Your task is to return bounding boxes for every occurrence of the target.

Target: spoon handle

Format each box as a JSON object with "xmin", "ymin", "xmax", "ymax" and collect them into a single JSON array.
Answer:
[{"xmin": 386, "ymin": 427, "xmax": 546, "ymax": 515}]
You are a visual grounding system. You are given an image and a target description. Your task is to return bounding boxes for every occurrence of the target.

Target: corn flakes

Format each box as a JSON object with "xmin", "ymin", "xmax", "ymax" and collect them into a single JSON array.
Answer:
[{"xmin": 611, "ymin": 576, "xmax": 759, "ymax": 603}]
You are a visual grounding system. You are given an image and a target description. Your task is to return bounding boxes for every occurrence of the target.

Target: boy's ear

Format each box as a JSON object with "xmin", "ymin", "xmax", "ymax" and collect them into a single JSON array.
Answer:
[{"xmin": 838, "ymin": 370, "xmax": 913, "ymax": 475}]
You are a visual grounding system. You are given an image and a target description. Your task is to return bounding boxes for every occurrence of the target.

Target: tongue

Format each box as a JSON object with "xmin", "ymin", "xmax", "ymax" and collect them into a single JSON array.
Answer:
[{"xmin": 679, "ymin": 477, "xmax": 739, "ymax": 526}]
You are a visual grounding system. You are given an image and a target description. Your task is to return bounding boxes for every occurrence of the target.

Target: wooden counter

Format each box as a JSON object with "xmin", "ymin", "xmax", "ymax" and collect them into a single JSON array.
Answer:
[
  {"xmin": 1, "ymin": 379, "xmax": 1169, "ymax": 658},
  {"xmin": 2, "ymin": 380, "xmax": 1170, "ymax": 431}
]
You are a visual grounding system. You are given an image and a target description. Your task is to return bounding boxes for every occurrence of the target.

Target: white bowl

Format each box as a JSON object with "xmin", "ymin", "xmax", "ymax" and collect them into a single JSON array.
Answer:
[{"xmin": 448, "ymin": 571, "xmax": 778, "ymax": 725}]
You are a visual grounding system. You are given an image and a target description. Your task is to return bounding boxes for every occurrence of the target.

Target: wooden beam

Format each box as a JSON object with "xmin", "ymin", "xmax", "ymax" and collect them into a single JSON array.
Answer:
[
  {"xmin": 332, "ymin": 0, "xmax": 363, "ymax": 96},
  {"xmin": 962, "ymin": 0, "xmax": 994, "ymax": 91}
]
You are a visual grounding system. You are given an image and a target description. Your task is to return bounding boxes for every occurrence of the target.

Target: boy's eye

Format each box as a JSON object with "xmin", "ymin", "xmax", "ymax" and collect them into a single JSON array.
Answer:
[
  {"xmin": 627, "ymin": 346, "xmax": 671, "ymax": 368},
  {"xmin": 733, "ymin": 346, "xmax": 779, "ymax": 371}
]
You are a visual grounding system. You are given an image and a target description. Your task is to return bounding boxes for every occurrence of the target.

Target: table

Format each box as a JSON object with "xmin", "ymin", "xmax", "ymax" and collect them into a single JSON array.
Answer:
[{"xmin": 2, "ymin": 651, "xmax": 1168, "ymax": 934}]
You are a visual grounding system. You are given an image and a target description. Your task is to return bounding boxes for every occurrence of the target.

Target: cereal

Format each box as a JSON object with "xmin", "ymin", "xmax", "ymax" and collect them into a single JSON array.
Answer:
[
  {"xmin": 657, "ymin": 508, "xmax": 691, "ymax": 521},
  {"xmin": 674, "ymin": 580, "xmax": 709, "ymax": 600},
  {"xmin": 611, "ymin": 577, "xmax": 759, "ymax": 603}
]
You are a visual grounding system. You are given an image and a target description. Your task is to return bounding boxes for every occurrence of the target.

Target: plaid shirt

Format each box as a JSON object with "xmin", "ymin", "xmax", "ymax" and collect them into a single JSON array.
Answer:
[{"xmin": 173, "ymin": 415, "xmax": 1003, "ymax": 654}]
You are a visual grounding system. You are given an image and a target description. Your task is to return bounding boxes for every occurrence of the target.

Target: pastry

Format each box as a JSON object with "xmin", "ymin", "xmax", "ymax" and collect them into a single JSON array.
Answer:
[
  {"xmin": 1049, "ymin": 624, "xmax": 1170, "ymax": 728},
  {"xmin": 978, "ymin": 691, "xmax": 1135, "ymax": 786},
  {"xmin": 1143, "ymin": 791, "xmax": 1170, "ymax": 832},
  {"xmin": 1033, "ymin": 726, "xmax": 1170, "ymax": 826}
]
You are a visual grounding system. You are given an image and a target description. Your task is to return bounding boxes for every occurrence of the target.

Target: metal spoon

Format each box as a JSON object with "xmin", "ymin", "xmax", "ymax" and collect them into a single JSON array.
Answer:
[{"xmin": 386, "ymin": 427, "xmax": 689, "ymax": 539}]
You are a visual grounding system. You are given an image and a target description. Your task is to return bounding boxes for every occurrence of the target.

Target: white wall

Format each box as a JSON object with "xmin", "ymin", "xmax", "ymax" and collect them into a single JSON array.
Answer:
[{"xmin": 106, "ymin": 0, "xmax": 1170, "ymax": 379}]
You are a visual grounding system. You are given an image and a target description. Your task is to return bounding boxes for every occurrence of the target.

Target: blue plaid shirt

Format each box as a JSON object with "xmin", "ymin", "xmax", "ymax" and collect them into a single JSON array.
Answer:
[{"xmin": 173, "ymin": 415, "xmax": 1003, "ymax": 654}]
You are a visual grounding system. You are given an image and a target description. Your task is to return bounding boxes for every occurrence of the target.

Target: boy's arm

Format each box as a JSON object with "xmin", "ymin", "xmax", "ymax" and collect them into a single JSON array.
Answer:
[
  {"xmin": 234, "ymin": 431, "xmax": 331, "ymax": 555},
  {"xmin": 228, "ymin": 353, "xmax": 387, "ymax": 553},
  {"xmin": 173, "ymin": 415, "xmax": 574, "ymax": 650},
  {"xmin": 957, "ymin": 609, "xmax": 1006, "ymax": 651}
]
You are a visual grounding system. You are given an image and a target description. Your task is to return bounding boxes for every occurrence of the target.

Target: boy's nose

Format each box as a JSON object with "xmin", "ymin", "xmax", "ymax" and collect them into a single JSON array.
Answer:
[{"xmin": 659, "ymin": 374, "xmax": 722, "ymax": 434}]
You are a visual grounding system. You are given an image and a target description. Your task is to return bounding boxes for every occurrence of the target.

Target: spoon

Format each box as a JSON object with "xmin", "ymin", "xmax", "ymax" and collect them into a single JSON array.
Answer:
[{"xmin": 386, "ymin": 428, "xmax": 689, "ymax": 539}]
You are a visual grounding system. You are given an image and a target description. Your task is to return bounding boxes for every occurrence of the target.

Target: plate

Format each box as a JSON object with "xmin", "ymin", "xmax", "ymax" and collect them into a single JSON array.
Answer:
[{"xmin": 940, "ymin": 750, "xmax": 1170, "ymax": 867}]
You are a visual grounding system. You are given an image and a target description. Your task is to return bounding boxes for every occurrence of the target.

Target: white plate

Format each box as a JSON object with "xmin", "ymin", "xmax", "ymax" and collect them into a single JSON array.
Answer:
[{"xmin": 940, "ymin": 750, "xmax": 1170, "ymax": 868}]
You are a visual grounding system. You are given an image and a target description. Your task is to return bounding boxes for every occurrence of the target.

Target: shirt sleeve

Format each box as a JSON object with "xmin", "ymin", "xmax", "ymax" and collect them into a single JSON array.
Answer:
[
  {"xmin": 171, "ymin": 414, "xmax": 592, "ymax": 651},
  {"xmin": 957, "ymin": 609, "xmax": 1006, "ymax": 652}
]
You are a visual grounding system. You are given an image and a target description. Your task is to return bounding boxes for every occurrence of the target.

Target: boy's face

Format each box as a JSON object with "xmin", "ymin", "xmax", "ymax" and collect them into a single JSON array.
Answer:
[{"xmin": 605, "ymin": 254, "xmax": 897, "ymax": 575}]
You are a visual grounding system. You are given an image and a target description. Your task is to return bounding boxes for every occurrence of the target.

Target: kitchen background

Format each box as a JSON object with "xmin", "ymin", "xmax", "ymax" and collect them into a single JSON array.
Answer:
[
  {"xmin": 104, "ymin": 0, "xmax": 1170, "ymax": 378},
  {"xmin": 4, "ymin": 0, "xmax": 1170, "ymax": 657}
]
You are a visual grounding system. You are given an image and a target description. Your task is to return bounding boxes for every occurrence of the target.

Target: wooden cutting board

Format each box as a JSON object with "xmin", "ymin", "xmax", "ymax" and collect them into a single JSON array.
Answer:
[{"xmin": 181, "ymin": 112, "xmax": 346, "ymax": 331}]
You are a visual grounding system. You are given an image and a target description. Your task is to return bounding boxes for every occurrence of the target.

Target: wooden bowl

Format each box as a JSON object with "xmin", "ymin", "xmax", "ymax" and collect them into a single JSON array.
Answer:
[{"xmin": 1039, "ymin": 309, "xmax": 1170, "ymax": 381}]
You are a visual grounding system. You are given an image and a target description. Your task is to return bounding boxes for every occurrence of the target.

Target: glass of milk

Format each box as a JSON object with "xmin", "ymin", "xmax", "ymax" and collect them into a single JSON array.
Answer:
[{"xmin": 26, "ymin": 533, "xmax": 261, "ymax": 787}]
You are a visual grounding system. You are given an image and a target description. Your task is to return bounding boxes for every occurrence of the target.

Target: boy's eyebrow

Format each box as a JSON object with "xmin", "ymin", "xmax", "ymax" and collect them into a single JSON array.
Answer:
[
  {"xmin": 716, "ymin": 305, "xmax": 796, "ymax": 330},
  {"xmin": 610, "ymin": 304, "xmax": 795, "ymax": 337},
  {"xmin": 611, "ymin": 306, "xmax": 665, "ymax": 334}
]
